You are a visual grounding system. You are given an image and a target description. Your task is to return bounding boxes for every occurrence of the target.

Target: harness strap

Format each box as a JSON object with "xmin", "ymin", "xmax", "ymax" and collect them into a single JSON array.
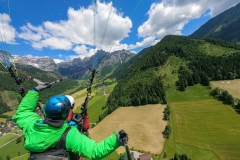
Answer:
[{"xmin": 55, "ymin": 127, "xmax": 71, "ymax": 149}]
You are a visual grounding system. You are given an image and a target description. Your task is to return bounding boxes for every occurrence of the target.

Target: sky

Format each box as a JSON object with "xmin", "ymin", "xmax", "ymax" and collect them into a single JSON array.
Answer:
[{"xmin": 0, "ymin": 0, "xmax": 239, "ymax": 63}]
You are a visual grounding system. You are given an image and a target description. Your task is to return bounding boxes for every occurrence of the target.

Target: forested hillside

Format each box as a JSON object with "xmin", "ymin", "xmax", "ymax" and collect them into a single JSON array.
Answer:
[
  {"xmin": 100, "ymin": 35, "xmax": 240, "ymax": 121},
  {"xmin": 190, "ymin": 3, "xmax": 240, "ymax": 43}
]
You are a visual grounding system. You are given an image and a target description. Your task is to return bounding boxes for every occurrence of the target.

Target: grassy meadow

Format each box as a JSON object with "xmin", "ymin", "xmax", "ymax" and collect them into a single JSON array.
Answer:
[
  {"xmin": 0, "ymin": 91, "xmax": 20, "ymax": 122},
  {"xmin": 164, "ymin": 84, "xmax": 240, "ymax": 160},
  {"xmin": 1, "ymin": 91, "xmax": 20, "ymax": 109},
  {"xmin": 199, "ymin": 42, "xmax": 240, "ymax": 56},
  {"xmin": 0, "ymin": 133, "xmax": 18, "ymax": 147},
  {"xmin": 88, "ymin": 93, "xmax": 107, "ymax": 123},
  {"xmin": 157, "ymin": 56, "xmax": 184, "ymax": 91},
  {"xmin": 0, "ymin": 135, "xmax": 28, "ymax": 159},
  {"xmin": 11, "ymin": 153, "xmax": 30, "ymax": 160},
  {"xmin": 0, "ymin": 118, "xmax": 6, "ymax": 123},
  {"xmin": 105, "ymin": 82, "xmax": 117, "ymax": 94},
  {"xmin": 82, "ymin": 151, "xmax": 119, "ymax": 160}
]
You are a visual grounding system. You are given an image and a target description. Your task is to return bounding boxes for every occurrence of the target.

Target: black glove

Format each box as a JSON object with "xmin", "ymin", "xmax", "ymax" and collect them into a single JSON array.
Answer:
[
  {"xmin": 34, "ymin": 83, "xmax": 51, "ymax": 91},
  {"xmin": 116, "ymin": 129, "xmax": 128, "ymax": 146}
]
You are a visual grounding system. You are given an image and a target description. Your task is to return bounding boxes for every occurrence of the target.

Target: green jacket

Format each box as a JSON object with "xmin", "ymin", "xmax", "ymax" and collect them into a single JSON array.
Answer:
[{"xmin": 12, "ymin": 90, "xmax": 120, "ymax": 159}]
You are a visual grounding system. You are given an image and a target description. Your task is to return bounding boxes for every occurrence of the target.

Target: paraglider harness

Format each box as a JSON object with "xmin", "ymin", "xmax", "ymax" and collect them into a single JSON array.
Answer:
[{"xmin": 28, "ymin": 127, "xmax": 71, "ymax": 160}]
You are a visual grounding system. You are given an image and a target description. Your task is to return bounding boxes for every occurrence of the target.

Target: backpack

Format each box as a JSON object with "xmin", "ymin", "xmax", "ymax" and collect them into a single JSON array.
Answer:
[{"xmin": 28, "ymin": 127, "xmax": 71, "ymax": 160}]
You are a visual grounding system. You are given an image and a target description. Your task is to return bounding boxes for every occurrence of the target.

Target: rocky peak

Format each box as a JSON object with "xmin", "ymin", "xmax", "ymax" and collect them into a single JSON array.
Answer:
[{"xmin": 14, "ymin": 55, "xmax": 57, "ymax": 71}]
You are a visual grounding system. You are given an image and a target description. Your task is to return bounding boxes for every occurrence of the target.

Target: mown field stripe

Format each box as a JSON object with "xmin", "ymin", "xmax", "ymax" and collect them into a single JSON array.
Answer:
[
  {"xmin": 0, "ymin": 133, "xmax": 18, "ymax": 147},
  {"xmin": 170, "ymin": 99, "xmax": 240, "ymax": 160}
]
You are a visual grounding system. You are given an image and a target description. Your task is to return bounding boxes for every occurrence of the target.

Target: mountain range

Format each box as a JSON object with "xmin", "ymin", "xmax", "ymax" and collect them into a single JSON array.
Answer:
[
  {"xmin": 14, "ymin": 49, "xmax": 135, "ymax": 79},
  {"xmin": 190, "ymin": 3, "xmax": 240, "ymax": 43}
]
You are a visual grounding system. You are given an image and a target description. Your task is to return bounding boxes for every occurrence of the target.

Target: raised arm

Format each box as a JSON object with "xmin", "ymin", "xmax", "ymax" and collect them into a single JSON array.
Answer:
[{"xmin": 12, "ymin": 90, "xmax": 40, "ymax": 131}]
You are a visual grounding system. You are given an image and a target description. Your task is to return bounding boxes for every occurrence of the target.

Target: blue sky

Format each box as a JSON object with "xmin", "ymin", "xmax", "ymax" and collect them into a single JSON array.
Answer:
[{"xmin": 0, "ymin": 0, "xmax": 239, "ymax": 63}]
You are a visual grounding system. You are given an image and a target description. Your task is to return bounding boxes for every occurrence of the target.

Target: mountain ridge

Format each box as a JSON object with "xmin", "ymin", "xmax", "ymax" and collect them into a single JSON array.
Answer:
[
  {"xmin": 190, "ymin": 2, "xmax": 240, "ymax": 43},
  {"xmin": 14, "ymin": 49, "xmax": 135, "ymax": 79}
]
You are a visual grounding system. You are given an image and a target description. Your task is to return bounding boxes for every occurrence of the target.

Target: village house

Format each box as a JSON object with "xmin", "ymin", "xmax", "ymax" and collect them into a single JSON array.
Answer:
[{"xmin": 138, "ymin": 152, "xmax": 152, "ymax": 160}]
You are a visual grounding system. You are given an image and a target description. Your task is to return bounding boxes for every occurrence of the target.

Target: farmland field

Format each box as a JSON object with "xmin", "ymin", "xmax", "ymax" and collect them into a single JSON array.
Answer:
[
  {"xmin": 165, "ymin": 84, "xmax": 240, "ymax": 159},
  {"xmin": 89, "ymin": 104, "xmax": 167, "ymax": 154},
  {"xmin": 11, "ymin": 153, "xmax": 29, "ymax": 160},
  {"xmin": 0, "ymin": 133, "xmax": 18, "ymax": 147},
  {"xmin": 0, "ymin": 135, "xmax": 28, "ymax": 159},
  {"xmin": 0, "ymin": 118, "xmax": 6, "ymax": 123},
  {"xmin": 211, "ymin": 79, "xmax": 240, "ymax": 99}
]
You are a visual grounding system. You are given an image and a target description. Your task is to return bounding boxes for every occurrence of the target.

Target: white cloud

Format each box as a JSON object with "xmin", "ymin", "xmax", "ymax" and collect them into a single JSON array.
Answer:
[
  {"xmin": 17, "ymin": 0, "xmax": 132, "ymax": 58},
  {"xmin": 128, "ymin": 36, "xmax": 156, "ymax": 50},
  {"xmin": 73, "ymin": 44, "xmax": 95, "ymax": 59},
  {"xmin": 18, "ymin": 23, "xmax": 45, "ymax": 41},
  {"xmin": 41, "ymin": 37, "xmax": 72, "ymax": 50},
  {"xmin": 209, "ymin": 1, "xmax": 240, "ymax": 17},
  {"xmin": 53, "ymin": 59, "xmax": 64, "ymax": 63},
  {"xmin": 0, "ymin": 13, "xmax": 16, "ymax": 44},
  {"xmin": 68, "ymin": 55, "xmax": 81, "ymax": 61},
  {"xmin": 129, "ymin": 50, "xmax": 137, "ymax": 54},
  {"xmin": 137, "ymin": 0, "xmax": 239, "ymax": 40},
  {"xmin": 25, "ymin": 54, "xmax": 48, "ymax": 58},
  {"xmin": 138, "ymin": 2, "xmax": 205, "ymax": 39},
  {"xmin": 151, "ymin": 39, "xmax": 161, "ymax": 46},
  {"xmin": 107, "ymin": 42, "xmax": 128, "ymax": 53}
]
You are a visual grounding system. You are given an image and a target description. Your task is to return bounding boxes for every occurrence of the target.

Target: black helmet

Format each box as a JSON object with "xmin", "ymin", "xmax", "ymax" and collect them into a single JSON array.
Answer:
[{"xmin": 44, "ymin": 95, "xmax": 71, "ymax": 119}]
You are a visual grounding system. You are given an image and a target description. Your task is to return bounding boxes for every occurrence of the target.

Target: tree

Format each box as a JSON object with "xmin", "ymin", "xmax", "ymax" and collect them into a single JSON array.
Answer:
[
  {"xmin": 162, "ymin": 125, "xmax": 172, "ymax": 138},
  {"xmin": 200, "ymin": 73, "xmax": 209, "ymax": 86},
  {"xmin": 162, "ymin": 96, "xmax": 167, "ymax": 104},
  {"xmin": 236, "ymin": 100, "xmax": 240, "ymax": 110},
  {"xmin": 6, "ymin": 155, "xmax": 10, "ymax": 160},
  {"xmin": 164, "ymin": 112, "xmax": 169, "ymax": 120},
  {"xmin": 163, "ymin": 105, "xmax": 171, "ymax": 120},
  {"xmin": 210, "ymin": 87, "xmax": 221, "ymax": 96},
  {"xmin": 16, "ymin": 137, "xmax": 21, "ymax": 144},
  {"xmin": 172, "ymin": 153, "xmax": 191, "ymax": 160},
  {"xmin": 219, "ymin": 90, "xmax": 229, "ymax": 101},
  {"xmin": 163, "ymin": 152, "xmax": 167, "ymax": 158},
  {"xmin": 226, "ymin": 94, "xmax": 234, "ymax": 105}
]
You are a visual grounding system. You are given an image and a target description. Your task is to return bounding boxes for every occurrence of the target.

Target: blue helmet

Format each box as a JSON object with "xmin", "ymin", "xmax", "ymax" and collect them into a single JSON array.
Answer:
[{"xmin": 44, "ymin": 95, "xmax": 71, "ymax": 120}]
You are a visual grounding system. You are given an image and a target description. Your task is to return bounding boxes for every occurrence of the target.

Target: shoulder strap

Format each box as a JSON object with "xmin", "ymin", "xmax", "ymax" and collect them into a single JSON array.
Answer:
[{"xmin": 55, "ymin": 127, "xmax": 71, "ymax": 149}]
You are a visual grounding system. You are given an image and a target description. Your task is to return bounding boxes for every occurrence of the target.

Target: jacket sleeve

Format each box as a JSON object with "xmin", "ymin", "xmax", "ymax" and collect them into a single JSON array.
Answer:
[
  {"xmin": 12, "ymin": 90, "xmax": 41, "ymax": 132},
  {"xmin": 66, "ymin": 127, "xmax": 120, "ymax": 160}
]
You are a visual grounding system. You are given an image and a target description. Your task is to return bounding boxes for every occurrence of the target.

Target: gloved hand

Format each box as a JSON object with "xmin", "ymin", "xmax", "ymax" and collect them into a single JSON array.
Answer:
[
  {"xmin": 34, "ymin": 83, "xmax": 51, "ymax": 91},
  {"xmin": 116, "ymin": 129, "xmax": 128, "ymax": 146}
]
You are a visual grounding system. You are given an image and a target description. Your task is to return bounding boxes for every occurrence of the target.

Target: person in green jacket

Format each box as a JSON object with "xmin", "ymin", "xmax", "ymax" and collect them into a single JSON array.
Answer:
[{"xmin": 12, "ymin": 83, "xmax": 128, "ymax": 160}]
